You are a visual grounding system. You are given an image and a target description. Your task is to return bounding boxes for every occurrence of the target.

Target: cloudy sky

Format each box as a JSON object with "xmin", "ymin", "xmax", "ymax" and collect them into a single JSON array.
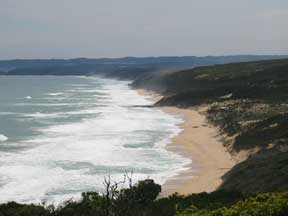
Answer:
[{"xmin": 1, "ymin": 0, "xmax": 287, "ymax": 59}]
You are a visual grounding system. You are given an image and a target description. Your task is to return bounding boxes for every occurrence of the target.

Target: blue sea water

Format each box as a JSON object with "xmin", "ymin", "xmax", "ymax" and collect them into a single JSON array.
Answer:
[{"xmin": 0, "ymin": 76, "xmax": 190, "ymax": 204}]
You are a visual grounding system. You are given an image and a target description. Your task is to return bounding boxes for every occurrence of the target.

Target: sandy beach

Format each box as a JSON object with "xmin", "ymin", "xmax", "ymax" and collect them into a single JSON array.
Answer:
[{"xmin": 137, "ymin": 89, "xmax": 235, "ymax": 196}]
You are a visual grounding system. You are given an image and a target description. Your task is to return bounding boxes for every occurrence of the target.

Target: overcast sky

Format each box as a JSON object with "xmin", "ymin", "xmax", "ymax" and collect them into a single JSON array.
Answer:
[{"xmin": 0, "ymin": 0, "xmax": 287, "ymax": 59}]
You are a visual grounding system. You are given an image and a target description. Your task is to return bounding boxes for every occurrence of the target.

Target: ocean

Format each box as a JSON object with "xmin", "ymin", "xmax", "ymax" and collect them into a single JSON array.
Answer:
[{"xmin": 0, "ymin": 76, "xmax": 190, "ymax": 204}]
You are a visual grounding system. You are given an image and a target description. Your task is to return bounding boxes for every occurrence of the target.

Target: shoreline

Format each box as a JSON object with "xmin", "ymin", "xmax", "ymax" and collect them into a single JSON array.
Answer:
[{"xmin": 137, "ymin": 89, "xmax": 235, "ymax": 195}]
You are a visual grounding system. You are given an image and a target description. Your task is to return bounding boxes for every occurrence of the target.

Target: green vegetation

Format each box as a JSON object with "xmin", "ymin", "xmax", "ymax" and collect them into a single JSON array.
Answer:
[
  {"xmin": 156, "ymin": 59, "xmax": 288, "ymax": 104},
  {"xmin": 0, "ymin": 202, "xmax": 49, "ymax": 216},
  {"xmin": 177, "ymin": 192, "xmax": 288, "ymax": 216},
  {"xmin": 1, "ymin": 179, "xmax": 287, "ymax": 216},
  {"xmin": 154, "ymin": 59, "xmax": 288, "ymax": 193}
]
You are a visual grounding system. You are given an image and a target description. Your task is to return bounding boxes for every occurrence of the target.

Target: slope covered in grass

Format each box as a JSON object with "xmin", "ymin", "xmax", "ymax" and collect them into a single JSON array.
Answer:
[{"xmin": 153, "ymin": 59, "xmax": 288, "ymax": 193}]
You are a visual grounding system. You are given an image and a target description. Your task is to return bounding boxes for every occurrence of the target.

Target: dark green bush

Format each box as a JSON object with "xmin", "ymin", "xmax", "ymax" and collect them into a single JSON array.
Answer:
[
  {"xmin": 0, "ymin": 181, "xmax": 287, "ymax": 216},
  {"xmin": 177, "ymin": 192, "xmax": 288, "ymax": 216},
  {"xmin": 0, "ymin": 202, "xmax": 49, "ymax": 216}
]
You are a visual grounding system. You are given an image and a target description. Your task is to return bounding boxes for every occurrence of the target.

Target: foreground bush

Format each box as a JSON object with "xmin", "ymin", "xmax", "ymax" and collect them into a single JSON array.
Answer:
[
  {"xmin": 0, "ymin": 202, "xmax": 49, "ymax": 216},
  {"xmin": 177, "ymin": 192, "xmax": 288, "ymax": 216},
  {"xmin": 0, "ymin": 179, "xmax": 287, "ymax": 216}
]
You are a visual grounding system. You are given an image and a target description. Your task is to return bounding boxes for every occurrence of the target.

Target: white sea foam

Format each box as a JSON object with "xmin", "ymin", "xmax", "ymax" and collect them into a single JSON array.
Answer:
[
  {"xmin": 22, "ymin": 109, "xmax": 101, "ymax": 120},
  {"xmin": 0, "ymin": 77, "xmax": 191, "ymax": 204},
  {"xmin": 0, "ymin": 134, "xmax": 8, "ymax": 142},
  {"xmin": 25, "ymin": 96, "xmax": 32, "ymax": 99},
  {"xmin": 46, "ymin": 92, "xmax": 63, "ymax": 96},
  {"xmin": 23, "ymin": 112, "xmax": 62, "ymax": 118}
]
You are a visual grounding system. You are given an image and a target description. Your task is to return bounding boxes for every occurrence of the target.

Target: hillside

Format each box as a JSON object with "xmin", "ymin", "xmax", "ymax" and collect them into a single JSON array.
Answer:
[
  {"xmin": 2, "ymin": 55, "xmax": 287, "ymax": 78},
  {"xmin": 150, "ymin": 58, "xmax": 288, "ymax": 192}
]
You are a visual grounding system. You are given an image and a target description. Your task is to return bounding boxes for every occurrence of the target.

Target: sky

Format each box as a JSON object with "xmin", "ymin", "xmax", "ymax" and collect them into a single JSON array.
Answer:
[{"xmin": 0, "ymin": 0, "xmax": 288, "ymax": 59}]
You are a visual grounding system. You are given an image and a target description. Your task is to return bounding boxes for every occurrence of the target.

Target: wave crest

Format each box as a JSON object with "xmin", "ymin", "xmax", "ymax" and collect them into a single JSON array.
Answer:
[{"xmin": 0, "ymin": 134, "xmax": 8, "ymax": 142}]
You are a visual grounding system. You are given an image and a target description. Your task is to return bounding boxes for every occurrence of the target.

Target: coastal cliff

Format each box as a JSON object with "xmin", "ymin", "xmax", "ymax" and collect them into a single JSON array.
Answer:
[{"xmin": 146, "ymin": 58, "xmax": 288, "ymax": 193}]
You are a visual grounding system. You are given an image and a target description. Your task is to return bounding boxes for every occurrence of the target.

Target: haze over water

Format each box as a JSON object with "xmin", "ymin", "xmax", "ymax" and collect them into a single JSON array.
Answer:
[{"xmin": 0, "ymin": 76, "xmax": 190, "ymax": 204}]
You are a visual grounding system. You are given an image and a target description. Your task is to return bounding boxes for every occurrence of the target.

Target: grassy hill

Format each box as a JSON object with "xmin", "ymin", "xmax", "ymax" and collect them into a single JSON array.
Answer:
[{"xmin": 151, "ymin": 59, "xmax": 288, "ymax": 193}]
